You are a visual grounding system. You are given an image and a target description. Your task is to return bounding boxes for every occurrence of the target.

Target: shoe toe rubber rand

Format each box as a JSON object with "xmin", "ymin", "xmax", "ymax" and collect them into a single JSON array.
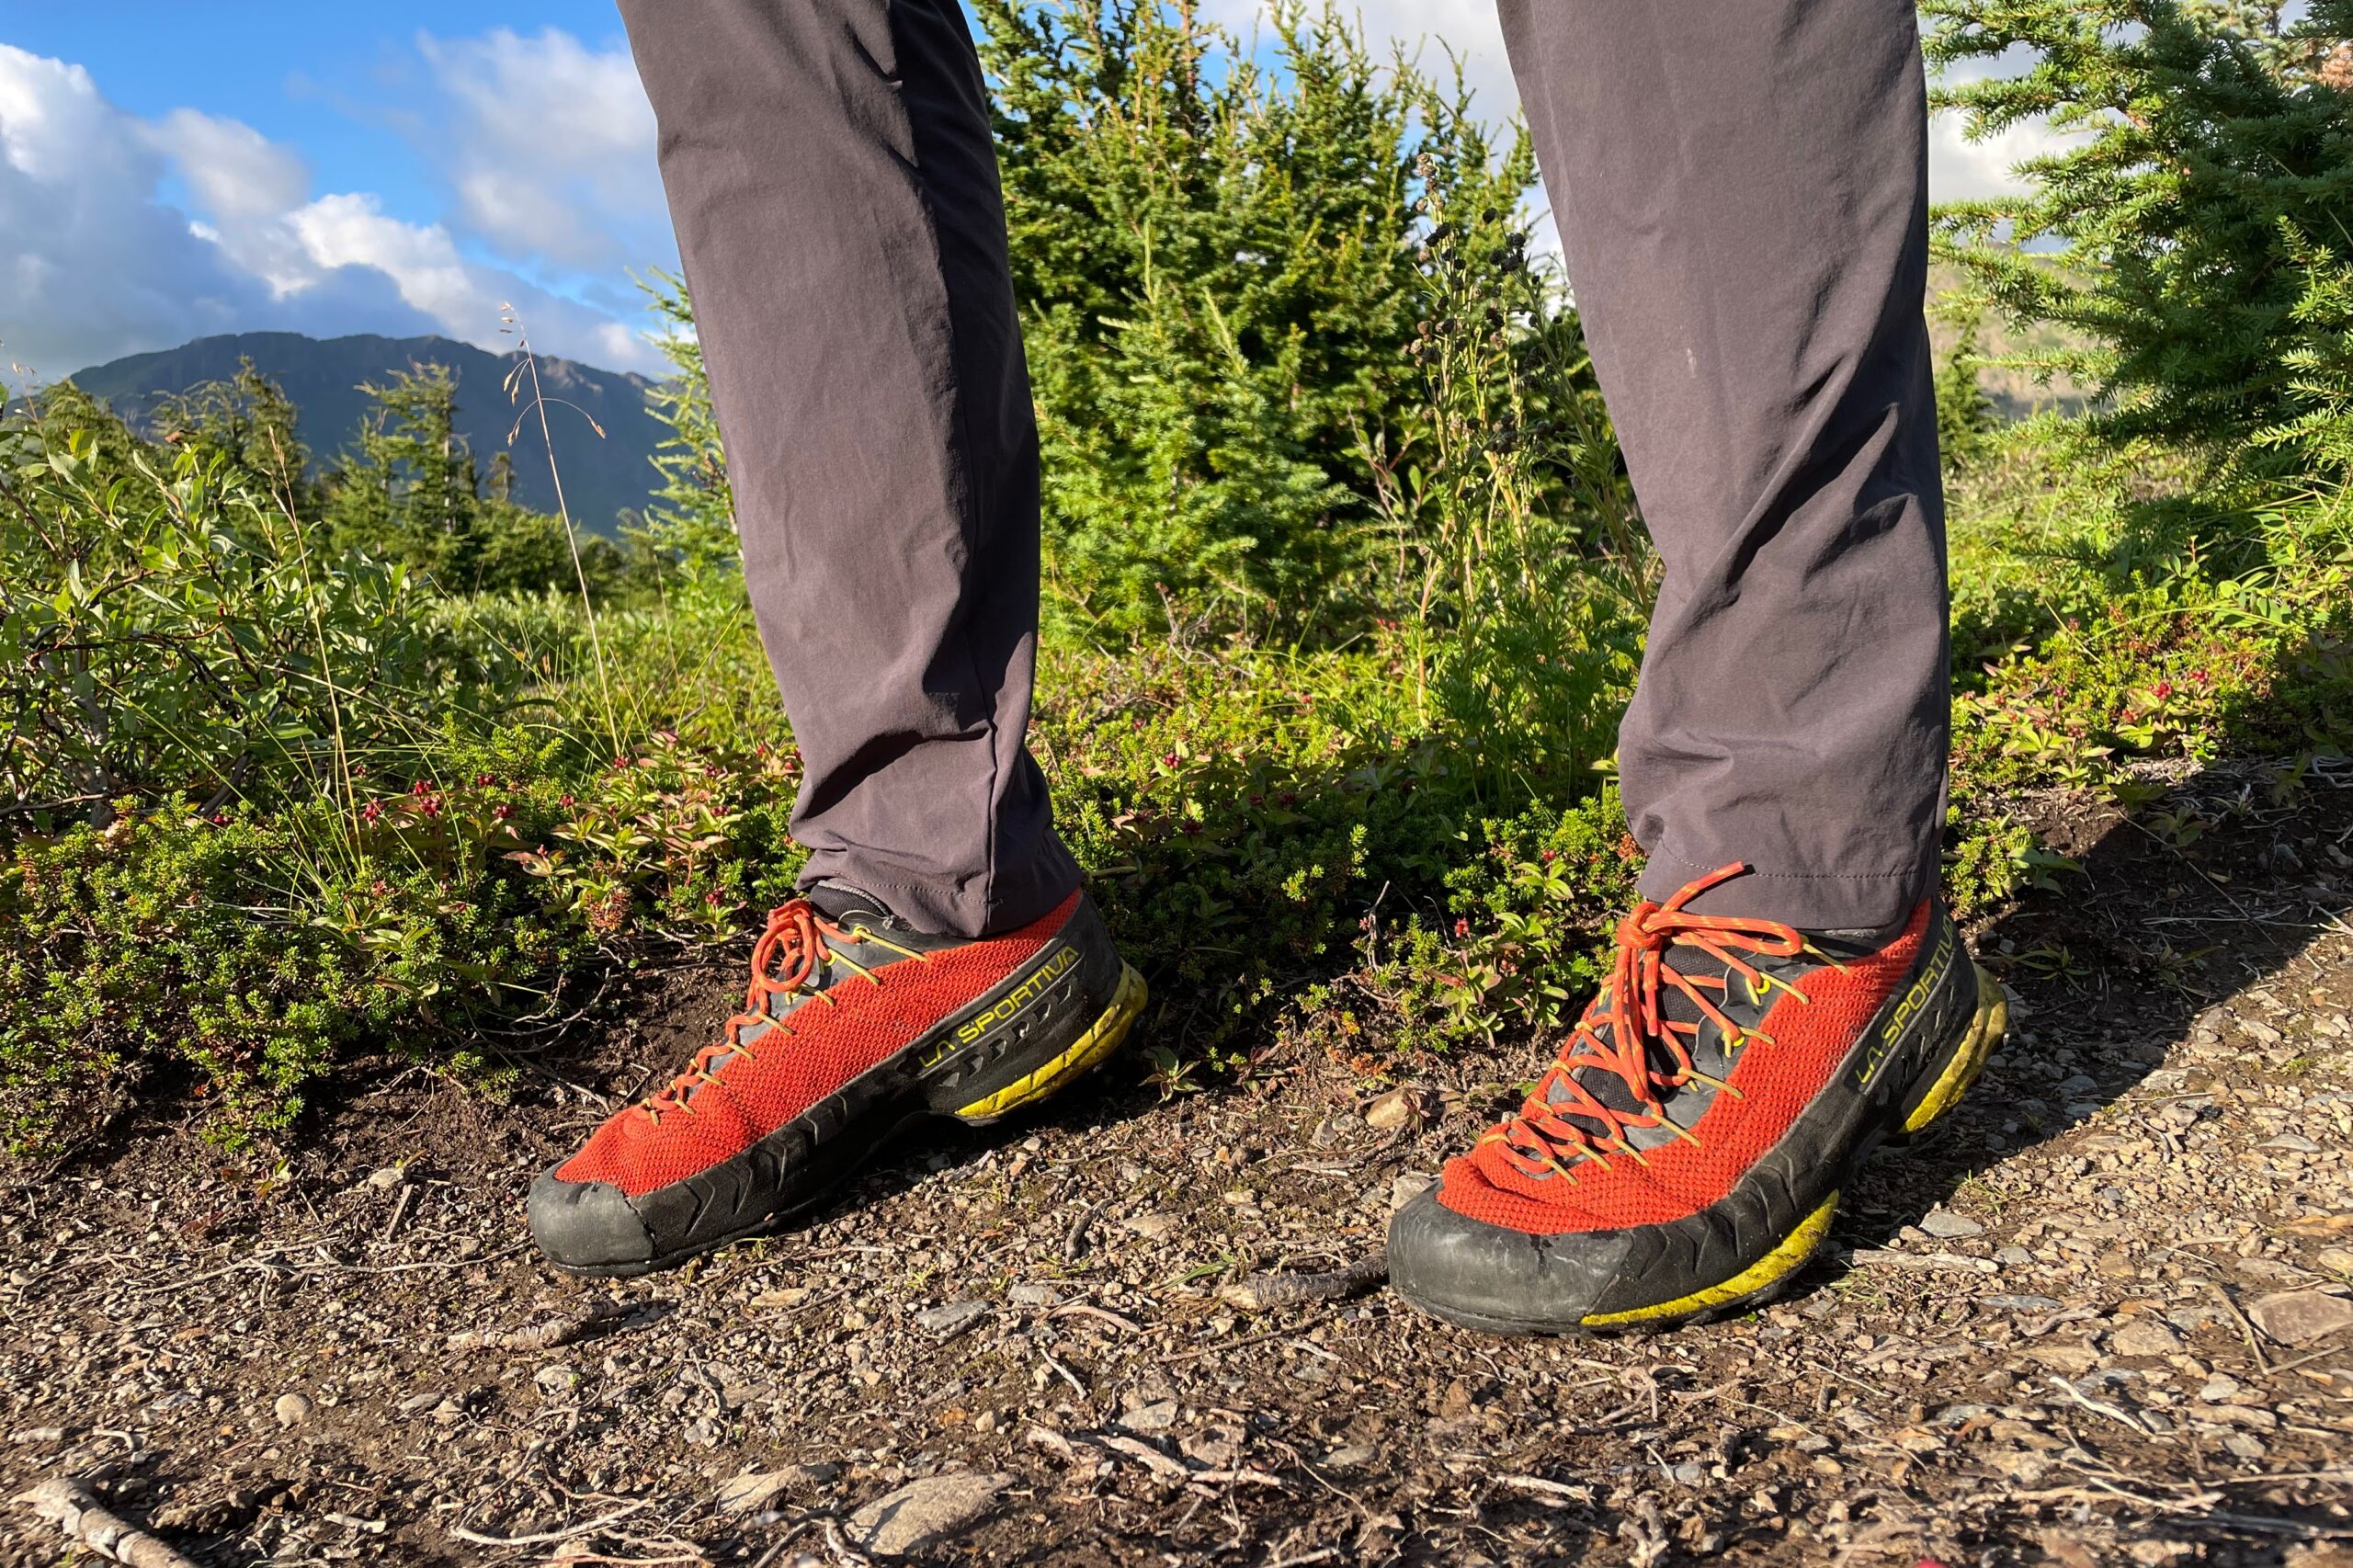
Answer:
[
  {"xmin": 1392, "ymin": 962, "xmax": 2006, "ymax": 1336},
  {"xmin": 527, "ymin": 960, "xmax": 1148, "ymax": 1276}
]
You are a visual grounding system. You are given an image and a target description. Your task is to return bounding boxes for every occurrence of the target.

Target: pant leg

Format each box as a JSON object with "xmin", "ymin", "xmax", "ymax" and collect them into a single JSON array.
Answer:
[
  {"xmin": 1496, "ymin": 0, "xmax": 1949, "ymax": 929},
  {"xmin": 618, "ymin": 0, "xmax": 1075, "ymax": 937}
]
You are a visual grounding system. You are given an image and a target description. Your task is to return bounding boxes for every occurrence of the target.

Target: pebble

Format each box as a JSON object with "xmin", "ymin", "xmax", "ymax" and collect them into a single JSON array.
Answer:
[
  {"xmin": 363, "ymin": 1166, "xmax": 405, "ymax": 1190},
  {"xmin": 1006, "ymin": 1283, "xmax": 1062, "ymax": 1309},
  {"xmin": 915, "ymin": 1301, "xmax": 989, "ymax": 1341},
  {"xmin": 2245, "ymin": 1289, "xmax": 2353, "ymax": 1347},
  {"xmin": 1364, "ymin": 1087, "xmax": 1427, "ymax": 1131},
  {"xmin": 1919, "ymin": 1208, "xmax": 1984, "ymax": 1240},
  {"xmin": 273, "ymin": 1392, "xmax": 313, "ymax": 1429},
  {"xmin": 715, "ymin": 1464, "xmax": 835, "ymax": 1515},
  {"xmin": 845, "ymin": 1471, "xmax": 1011, "ymax": 1557},
  {"xmin": 2108, "ymin": 1317, "xmax": 2184, "ymax": 1358},
  {"xmin": 1390, "ymin": 1172, "xmax": 1438, "ymax": 1212},
  {"xmin": 1117, "ymin": 1399, "xmax": 1177, "ymax": 1433}
]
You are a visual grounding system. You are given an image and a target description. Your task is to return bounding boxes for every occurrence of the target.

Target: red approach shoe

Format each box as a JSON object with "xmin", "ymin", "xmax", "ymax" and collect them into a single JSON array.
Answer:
[
  {"xmin": 1388, "ymin": 864, "xmax": 2004, "ymax": 1335},
  {"xmin": 529, "ymin": 884, "xmax": 1145, "ymax": 1276}
]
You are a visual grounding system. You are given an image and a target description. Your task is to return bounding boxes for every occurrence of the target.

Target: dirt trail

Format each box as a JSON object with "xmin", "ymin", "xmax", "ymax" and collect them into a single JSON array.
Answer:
[{"xmin": 6, "ymin": 759, "xmax": 2353, "ymax": 1567}]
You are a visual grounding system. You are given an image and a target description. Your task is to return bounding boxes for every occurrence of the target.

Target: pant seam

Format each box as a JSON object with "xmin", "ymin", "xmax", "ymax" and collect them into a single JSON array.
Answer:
[{"xmin": 892, "ymin": 0, "xmax": 1012, "ymax": 933}]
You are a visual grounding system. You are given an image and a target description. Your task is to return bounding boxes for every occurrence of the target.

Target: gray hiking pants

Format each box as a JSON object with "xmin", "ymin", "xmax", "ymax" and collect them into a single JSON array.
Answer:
[{"xmin": 617, "ymin": 0, "xmax": 1949, "ymax": 937}]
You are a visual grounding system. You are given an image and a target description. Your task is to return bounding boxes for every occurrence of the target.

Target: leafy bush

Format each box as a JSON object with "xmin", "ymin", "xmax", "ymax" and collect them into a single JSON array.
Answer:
[
  {"xmin": 0, "ymin": 408, "xmax": 450, "ymax": 829},
  {"xmin": 321, "ymin": 363, "xmax": 630, "ymax": 598},
  {"xmin": 1927, "ymin": 0, "xmax": 2353, "ymax": 489},
  {"xmin": 979, "ymin": 0, "xmax": 1594, "ymax": 639},
  {"xmin": 1, "ymin": 738, "xmax": 806, "ymax": 1150}
]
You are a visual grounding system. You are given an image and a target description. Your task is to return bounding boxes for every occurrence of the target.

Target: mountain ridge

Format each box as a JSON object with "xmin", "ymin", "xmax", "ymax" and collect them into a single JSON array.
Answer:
[{"xmin": 55, "ymin": 331, "xmax": 665, "ymax": 535}]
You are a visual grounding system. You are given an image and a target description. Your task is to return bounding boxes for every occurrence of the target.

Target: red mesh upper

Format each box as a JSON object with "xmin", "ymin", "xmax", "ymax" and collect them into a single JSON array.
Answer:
[
  {"xmin": 1438, "ymin": 899, "xmax": 1929, "ymax": 1236},
  {"xmin": 555, "ymin": 891, "xmax": 1079, "ymax": 1197}
]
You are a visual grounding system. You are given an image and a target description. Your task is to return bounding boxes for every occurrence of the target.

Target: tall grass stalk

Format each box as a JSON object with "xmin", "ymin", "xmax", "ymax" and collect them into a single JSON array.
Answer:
[{"xmin": 501, "ymin": 308, "xmax": 620, "ymax": 760}]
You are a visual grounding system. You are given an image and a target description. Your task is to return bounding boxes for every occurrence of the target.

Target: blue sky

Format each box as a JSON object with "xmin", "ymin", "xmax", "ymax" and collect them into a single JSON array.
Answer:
[{"xmin": 1, "ymin": 3, "xmax": 2044, "ymax": 385}]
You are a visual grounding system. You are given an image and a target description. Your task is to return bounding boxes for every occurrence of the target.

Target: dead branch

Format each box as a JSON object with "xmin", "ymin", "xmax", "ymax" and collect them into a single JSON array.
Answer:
[
  {"xmin": 447, "ymin": 1298, "xmax": 631, "ymax": 1355},
  {"xmin": 1217, "ymin": 1250, "xmax": 1387, "ymax": 1312},
  {"xmin": 14, "ymin": 1476, "xmax": 201, "ymax": 1568}
]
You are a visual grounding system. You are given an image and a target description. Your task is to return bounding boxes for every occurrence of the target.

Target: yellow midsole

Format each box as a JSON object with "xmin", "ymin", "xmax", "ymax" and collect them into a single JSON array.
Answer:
[
  {"xmin": 952, "ymin": 963, "xmax": 1147, "ymax": 1120},
  {"xmin": 1578, "ymin": 963, "xmax": 2006, "ymax": 1328},
  {"xmin": 1580, "ymin": 1192, "xmax": 1840, "ymax": 1327},
  {"xmin": 1901, "ymin": 963, "xmax": 2006, "ymax": 1135}
]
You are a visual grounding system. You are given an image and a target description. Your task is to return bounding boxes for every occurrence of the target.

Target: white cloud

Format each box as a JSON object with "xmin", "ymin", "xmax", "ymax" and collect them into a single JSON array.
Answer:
[
  {"xmin": 0, "ymin": 41, "xmax": 663, "ymax": 384},
  {"xmin": 147, "ymin": 108, "xmax": 310, "ymax": 221},
  {"xmin": 286, "ymin": 192, "xmax": 479, "ymax": 324},
  {"xmin": 1928, "ymin": 108, "xmax": 2079, "ymax": 203},
  {"xmin": 415, "ymin": 27, "xmax": 666, "ymax": 276},
  {"xmin": 1199, "ymin": 3, "xmax": 2047, "ymax": 207}
]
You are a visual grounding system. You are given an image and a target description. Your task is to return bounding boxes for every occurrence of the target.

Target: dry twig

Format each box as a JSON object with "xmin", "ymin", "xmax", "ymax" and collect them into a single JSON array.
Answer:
[
  {"xmin": 446, "ymin": 1496, "xmax": 654, "ymax": 1547},
  {"xmin": 448, "ymin": 1298, "xmax": 631, "ymax": 1355},
  {"xmin": 1216, "ymin": 1250, "xmax": 1387, "ymax": 1312},
  {"xmin": 14, "ymin": 1476, "xmax": 201, "ymax": 1568}
]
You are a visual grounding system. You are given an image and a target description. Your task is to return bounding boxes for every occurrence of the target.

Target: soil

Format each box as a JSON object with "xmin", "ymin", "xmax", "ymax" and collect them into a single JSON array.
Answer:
[{"xmin": 6, "ymin": 756, "xmax": 2353, "ymax": 1568}]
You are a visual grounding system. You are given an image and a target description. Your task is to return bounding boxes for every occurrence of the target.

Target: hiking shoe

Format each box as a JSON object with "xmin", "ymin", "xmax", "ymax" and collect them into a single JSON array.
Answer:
[
  {"xmin": 529, "ymin": 884, "xmax": 1145, "ymax": 1276},
  {"xmin": 1388, "ymin": 863, "xmax": 2004, "ymax": 1335}
]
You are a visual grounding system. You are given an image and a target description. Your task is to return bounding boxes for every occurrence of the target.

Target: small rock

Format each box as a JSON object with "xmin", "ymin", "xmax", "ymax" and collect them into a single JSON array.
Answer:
[
  {"xmin": 1180, "ymin": 1423, "xmax": 1244, "ymax": 1469},
  {"xmin": 1006, "ymin": 1283, "xmax": 1062, "ymax": 1309},
  {"xmin": 1117, "ymin": 1399, "xmax": 1177, "ymax": 1433},
  {"xmin": 845, "ymin": 1471, "xmax": 1011, "ymax": 1558},
  {"xmin": 1919, "ymin": 1209, "xmax": 1984, "ymax": 1240},
  {"xmin": 716, "ymin": 1465, "xmax": 834, "ymax": 1515},
  {"xmin": 2109, "ymin": 1318, "xmax": 2183, "ymax": 1358},
  {"xmin": 1390, "ymin": 1172, "xmax": 1438, "ymax": 1212},
  {"xmin": 2199, "ymin": 1375, "xmax": 2245, "ymax": 1403},
  {"xmin": 1121, "ymin": 1214, "xmax": 1176, "ymax": 1241},
  {"xmin": 363, "ymin": 1165, "xmax": 405, "ymax": 1190},
  {"xmin": 272, "ymin": 1392, "xmax": 313, "ymax": 1429},
  {"xmin": 915, "ymin": 1301, "xmax": 989, "ymax": 1341},
  {"xmin": 2245, "ymin": 1289, "xmax": 2353, "ymax": 1347},
  {"xmin": 1363, "ymin": 1087, "xmax": 1427, "ymax": 1131},
  {"xmin": 717, "ymin": 1470, "xmax": 791, "ymax": 1515},
  {"xmin": 2235, "ymin": 1017, "xmax": 2283, "ymax": 1045}
]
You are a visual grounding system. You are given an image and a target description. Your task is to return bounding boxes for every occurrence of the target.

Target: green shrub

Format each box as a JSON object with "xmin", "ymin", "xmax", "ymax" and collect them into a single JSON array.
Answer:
[
  {"xmin": 978, "ymin": 0, "xmax": 1581, "ymax": 638},
  {"xmin": 0, "ymin": 737, "xmax": 807, "ymax": 1152},
  {"xmin": 0, "ymin": 411, "xmax": 451, "ymax": 829},
  {"xmin": 1927, "ymin": 0, "xmax": 2353, "ymax": 492},
  {"xmin": 321, "ymin": 363, "xmax": 629, "ymax": 598}
]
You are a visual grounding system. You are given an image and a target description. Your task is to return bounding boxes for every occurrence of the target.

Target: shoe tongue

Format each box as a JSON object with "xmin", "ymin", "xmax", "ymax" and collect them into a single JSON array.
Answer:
[
  {"xmin": 801, "ymin": 879, "xmax": 903, "ymax": 929},
  {"xmin": 1545, "ymin": 968, "xmax": 1712, "ymax": 1115}
]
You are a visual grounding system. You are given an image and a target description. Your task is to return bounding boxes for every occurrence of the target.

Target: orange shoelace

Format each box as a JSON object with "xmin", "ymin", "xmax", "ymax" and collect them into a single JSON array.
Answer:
[
  {"xmin": 640, "ymin": 897, "xmax": 938, "ymax": 1121},
  {"xmin": 642, "ymin": 900, "xmax": 844, "ymax": 1122},
  {"xmin": 1489, "ymin": 863, "xmax": 1818, "ymax": 1179}
]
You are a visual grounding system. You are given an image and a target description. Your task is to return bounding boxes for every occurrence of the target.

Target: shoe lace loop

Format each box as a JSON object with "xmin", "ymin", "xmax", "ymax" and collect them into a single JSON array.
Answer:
[
  {"xmin": 642, "ymin": 899, "xmax": 843, "ymax": 1121},
  {"xmin": 1495, "ymin": 862, "xmax": 1806, "ymax": 1176}
]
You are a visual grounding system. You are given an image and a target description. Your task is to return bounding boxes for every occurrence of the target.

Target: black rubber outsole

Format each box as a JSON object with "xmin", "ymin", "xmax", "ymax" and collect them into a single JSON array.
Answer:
[{"xmin": 1394, "ymin": 961, "xmax": 2006, "ymax": 1337}]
